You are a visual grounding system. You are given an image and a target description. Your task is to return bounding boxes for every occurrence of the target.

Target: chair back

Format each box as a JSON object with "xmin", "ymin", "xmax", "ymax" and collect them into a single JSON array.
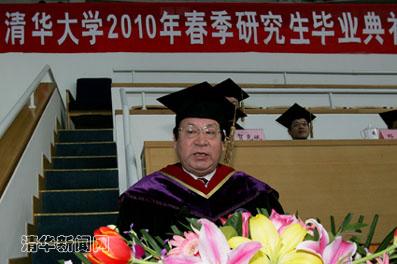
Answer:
[{"xmin": 75, "ymin": 78, "xmax": 112, "ymax": 110}]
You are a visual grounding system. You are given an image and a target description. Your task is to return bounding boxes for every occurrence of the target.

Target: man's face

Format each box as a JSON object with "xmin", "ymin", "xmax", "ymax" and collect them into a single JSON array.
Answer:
[
  {"xmin": 175, "ymin": 118, "xmax": 223, "ymax": 176},
  {"xmin": 288, "ymin": 118, "xmax": 310, "ymax": 140}
]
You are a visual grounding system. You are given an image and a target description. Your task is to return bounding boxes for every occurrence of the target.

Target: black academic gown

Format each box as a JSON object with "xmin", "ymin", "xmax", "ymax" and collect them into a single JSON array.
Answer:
[{"xmin": 117, "ymin": 163, "xmax": 283, "ymax": 237}]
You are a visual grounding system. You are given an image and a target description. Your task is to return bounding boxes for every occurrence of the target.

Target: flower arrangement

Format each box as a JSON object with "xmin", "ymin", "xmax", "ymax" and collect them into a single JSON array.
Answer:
[{"xmin": 72, "ymin": 209, "xmax": 397, "ymax": 264}]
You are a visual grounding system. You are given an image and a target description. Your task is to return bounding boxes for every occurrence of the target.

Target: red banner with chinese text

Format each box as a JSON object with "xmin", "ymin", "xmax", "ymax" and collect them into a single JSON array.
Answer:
[{"xmin": 1, "ymin": 2, "xmax": 397, "ymax": 53}]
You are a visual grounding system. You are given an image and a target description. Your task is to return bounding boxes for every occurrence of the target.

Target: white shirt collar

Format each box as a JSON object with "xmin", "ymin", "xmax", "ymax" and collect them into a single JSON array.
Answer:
[{"xmin": 182, "ymin": 167, "xmax": 216, "ymax": 183}]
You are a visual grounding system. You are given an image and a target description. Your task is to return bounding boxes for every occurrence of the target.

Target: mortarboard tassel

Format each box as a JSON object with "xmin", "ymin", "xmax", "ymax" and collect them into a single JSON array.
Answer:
[
  {"xmin": 223, "ymin": 104, "xmax": 238, "ymax": 165},
  {"xmin": 240, "ymin": 101, "xmax": 245, "ymax": 122}
]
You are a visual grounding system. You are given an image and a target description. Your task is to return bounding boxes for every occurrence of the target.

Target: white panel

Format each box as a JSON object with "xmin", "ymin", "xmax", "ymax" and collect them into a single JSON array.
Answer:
[
  {"xmin": 0, "ymin": 91, "xmax": 65, "ymax": 263},
  {"xmin": 246, "ymin": 93, "xmax": 331, "ymax": 108},
  {"xmin": 332, "ymin": 94, "xmax": 397, "ymax": 108},
  {"xmin": 2, "ymin": 52, "xmax": 397, "ymax": 123}
]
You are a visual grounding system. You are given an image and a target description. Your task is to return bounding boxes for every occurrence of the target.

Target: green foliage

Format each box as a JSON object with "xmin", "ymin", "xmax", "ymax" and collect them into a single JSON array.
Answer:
[
  {"xmin": 256, "ymin": 208, "xmax": 270, "ymax": 217},
  {"xmin": 225, "ymin": 212, "xmax": 243, "ymax": 235},
  {"xmin": 305, "ymin": 226, "xmax": 320, "ymax": 242},
  {"xmin": 328, "ymin": 213, "xmax": 397, "ymax": 260},
  {"xmin": 73, "ymin": 252, "xmax": 91, "ymax": 264},
  {"xmin": 185, "ymin": 217, "xmax": 201, "ymax": 231},
  {"xmin": 364, "ymin": 215, "xmax": 379, "ymax": 249},
  {"xmin": 330, "ymin": 213, "xmax": 369, "ymax": 239},
  {"xmin": 330, "ymin": 215, "xmax": 336, "ymax": 239},
  {"xmin": 375, "ymin": 226, "xmax": 397, "ymax": 253},
  {"xmin": 170, "ymin": 224, "xmax": 183, "ymax": 236},
  {"xmin": 220, "ymin": 225, "xmax": 238, "ymax": 240},
  {"xmin": 140, "ymin": 229, "xmax": 163, "ymax": 258}
]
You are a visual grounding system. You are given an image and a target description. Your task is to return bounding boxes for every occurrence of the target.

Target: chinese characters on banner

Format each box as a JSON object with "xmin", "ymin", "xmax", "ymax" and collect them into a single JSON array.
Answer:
[{"xmin": 1, "ymin": 2, "xmax": 397, "ymax": 53}]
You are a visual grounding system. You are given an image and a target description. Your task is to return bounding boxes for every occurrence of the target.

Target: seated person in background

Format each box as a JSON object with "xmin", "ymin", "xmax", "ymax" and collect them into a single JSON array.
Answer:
[
  {"xmin": 276, "ymin": 103, "xmax": 316, "ymax": 140},
  {"xmin": 117, "ymin": 81, "xmax": 284, "ymax": 237},
  {"xmin": 379, "ymin": 109, "xmax": 397, "ymax": 129},
  {"xmin": 213, "ymin": 78, "xmax": 249, "ymax": 135}
]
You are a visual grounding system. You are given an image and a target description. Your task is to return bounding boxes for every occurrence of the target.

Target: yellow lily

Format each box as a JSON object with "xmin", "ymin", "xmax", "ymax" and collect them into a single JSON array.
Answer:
[{"xmin": 228, "ymin": 214, "xmax": 323, "ymax": 264}]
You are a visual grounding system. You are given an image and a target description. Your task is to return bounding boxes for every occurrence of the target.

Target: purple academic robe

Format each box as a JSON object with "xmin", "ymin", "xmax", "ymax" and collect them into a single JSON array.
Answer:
[{"xmin": 117, "ymin": 163, "xmax": 283, "ymax": 237}]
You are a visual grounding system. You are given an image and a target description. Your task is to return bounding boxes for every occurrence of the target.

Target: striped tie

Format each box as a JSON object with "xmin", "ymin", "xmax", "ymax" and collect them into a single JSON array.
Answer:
[{"xmin": 198, "ymin": 177, "xmax": 208, "ymax": 186}]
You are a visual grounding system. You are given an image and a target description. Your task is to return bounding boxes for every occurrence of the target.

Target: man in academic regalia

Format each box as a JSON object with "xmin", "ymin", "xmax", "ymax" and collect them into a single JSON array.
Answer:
[
  {"xmin": 117, "ymin": 82, "xmax": 283, "ymax": 237},
  {"xmin": 276, "ymin": 103, "xmax": 317, "ymax": 140},
  {"xmin": 379, "ymin": 109, "xmax": 397, "ymax": 129}
]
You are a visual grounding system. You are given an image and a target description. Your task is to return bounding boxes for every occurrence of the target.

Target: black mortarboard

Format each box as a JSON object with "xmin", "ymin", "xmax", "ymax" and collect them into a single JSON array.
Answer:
[
  {"xmin": 236, "ymin": 108, "xmax": 247, "ymax": 118},
  {"xmin": 379, "ymin": 109, "xmax": 397, "ymax": 129},
  {"xmin": 157, "ymin": 82, "xmax": 235, "ymax": 130},
  {"xmin": 276, "ymin": 103, "xmax": 316, "ymax": 129},
  {"xmin": 213, "ymin": 78, "xmax": 249, "ymax": 102}
]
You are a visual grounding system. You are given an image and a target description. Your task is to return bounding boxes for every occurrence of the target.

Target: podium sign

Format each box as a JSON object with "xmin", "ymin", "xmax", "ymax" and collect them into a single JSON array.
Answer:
[
  {"xmin": 379, "ymin": 129, "xmax": 397, "ymax": 139},
  {"xmin": 234, "ymin": 129, "xmax": 264, "ymax": 141}
]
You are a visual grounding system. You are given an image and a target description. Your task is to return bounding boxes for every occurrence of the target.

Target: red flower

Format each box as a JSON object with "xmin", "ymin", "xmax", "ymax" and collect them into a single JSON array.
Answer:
[
  {"xmin": 132, "ymin": 244, "xmax": 145, "ymax": 259},
  {"xmin": 87, "ymin": 226, "xmax": 132, "ymax": 264}
]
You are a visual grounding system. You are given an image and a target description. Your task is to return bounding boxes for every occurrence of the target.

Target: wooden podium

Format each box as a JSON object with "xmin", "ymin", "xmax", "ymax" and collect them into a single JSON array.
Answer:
[{"xmin": 142, "ymin": 139, "xmax": 397, "ymax": 243}]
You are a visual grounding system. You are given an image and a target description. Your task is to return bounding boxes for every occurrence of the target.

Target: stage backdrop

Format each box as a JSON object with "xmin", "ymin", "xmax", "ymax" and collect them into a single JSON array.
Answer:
[{"xmin": 1, "ymin": 2, "xmax": 397, "ymax": 53}]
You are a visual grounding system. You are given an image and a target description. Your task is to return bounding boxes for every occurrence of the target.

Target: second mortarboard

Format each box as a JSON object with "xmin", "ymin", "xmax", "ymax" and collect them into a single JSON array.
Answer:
[
  {"xmin": 157, "ymin": 81, "xmax": 236, "ymax": 130},
  {"xmin": 213, "ymin": 78, "xmax": 249, "ymax": 102},
  {"xmin": 276, "ymin": 103, "xmax": 316, "ymax": 129},
  {"xmin": 379, "ymin": 109, "xmax": 397, "ymax": 129}
]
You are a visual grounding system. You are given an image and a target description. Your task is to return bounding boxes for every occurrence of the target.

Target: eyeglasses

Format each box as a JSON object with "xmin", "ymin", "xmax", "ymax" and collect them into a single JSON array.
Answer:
[
  {"xmin": 178, "ymin": 124, "xmax": 221, "ymax": 139},
  {"xmin": 291, "ymin": 121, "xmax": 309, "ymax": 128}
]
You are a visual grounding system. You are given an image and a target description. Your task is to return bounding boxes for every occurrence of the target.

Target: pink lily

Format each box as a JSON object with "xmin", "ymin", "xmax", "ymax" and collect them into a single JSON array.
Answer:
[
  {"xmin": 269, "ymin": 209, "xmax": 304, "ymax": 234},
  {"xmin": 163, "ymin": 218, "xmax": 261, "ymax": 264},
  {"xmin": 297, "ymin": 219, "xmax": 357, "ymax": 264},
  {"xmin": 241, "ymin": 212, "xmax": 251, "ymax": 238},
  {"xmin": 219, "ymin": 212, "xmax": 251, "ymax": 238}
]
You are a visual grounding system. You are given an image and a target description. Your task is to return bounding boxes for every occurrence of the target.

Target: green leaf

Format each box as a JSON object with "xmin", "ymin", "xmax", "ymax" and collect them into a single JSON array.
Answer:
[
  {"xmin": 355, "ymin": 215, "xmax": 365, "ymax": 235},
  {"xmin": 355, "ymin": 244, "xmax": 368, "ymax": 257},
  {"xmin": 304, "ymin": 233, "xmax": 314, "ymax": 241},
  {"xmin": 350, "ymin": 236, "xmax": 360, "ymax": 243},
  {"xmin": 170, "ymin": 225, "xmax": 183, "ymax": 236},
  {"xmin": 74, "ymin": 252, "xmax": 91, "ymax": 264},
  {"xmin": 342, "ymin": 222, "xmax": 367, "ymax": 233},
  {"xmin": 220, "ymin": 225, "xmax": 238, "ymax": 240},
  {"xmin": 140, "ymin": 229, "xmax": 162, "ymax": 257},
  {"xmin": 129, "ymin": 231, "xmax": 142, "ymax": 243},
  {"xmin": 357, "ymin": 215, "xmax": 364, "ymax": 225},
  {"xmin": 171, "ymin": 217, "xmax": 199, "ymax": 234},
  {"xmin": 330, "ymin": 215, "xmax": 336, "ymax": 236},
  {"xmin": 225, "ymin": 212, "xmax": 242, "ymax": 235},
  {"xmin": 155, "ymin": 235, "xmax": 165, "ymax": 247},
  {"xmin": 375, "ymin": 226, "xmax": 397, "ymax": 253},
  {"xmin": 312, "ymin": 226, "xmax": 320, "ymax": 241},
  {"xmin": 338, "ymin": 213, "xmax": 353, "ymax": 234},
  {"xmin": 364, "ymin": 214, "xmax": 379, "ymax": 248},
  {"xmin": 256, "ymin": 208, "xmax": 270, "ymax": 217},
  {"xmin": 186, "ymin": 218, "xmax": 201, "ymax": 231}
]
